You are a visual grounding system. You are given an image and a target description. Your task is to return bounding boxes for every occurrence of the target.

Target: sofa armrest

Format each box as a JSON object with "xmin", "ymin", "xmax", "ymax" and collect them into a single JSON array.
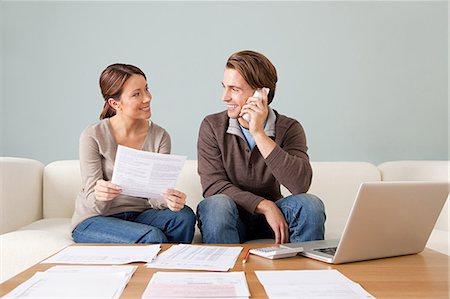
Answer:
[{"xmin": 0, "ymin": 157, "xmax": 44, "ymax": 234}]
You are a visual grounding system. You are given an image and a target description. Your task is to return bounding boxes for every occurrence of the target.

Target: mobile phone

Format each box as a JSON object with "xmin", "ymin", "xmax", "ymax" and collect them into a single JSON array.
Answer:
[
  {"xmin": 242, "ymin": 88, "xmax": 270, "ymax": 122},
  {"xmin": 249, "ymin": 245, "xmax": 303, "ymax": 260}
]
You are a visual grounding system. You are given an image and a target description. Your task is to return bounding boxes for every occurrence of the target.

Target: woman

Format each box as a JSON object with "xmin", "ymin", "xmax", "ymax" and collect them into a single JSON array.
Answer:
[{"xmin": 71, "ymin": 63, "xmax": 196, "ymax": 244}]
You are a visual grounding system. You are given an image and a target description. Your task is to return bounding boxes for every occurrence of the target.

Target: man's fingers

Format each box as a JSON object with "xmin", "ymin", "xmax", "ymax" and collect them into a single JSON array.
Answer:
[
  {"xmin": 284, "ymin": 226, "xmax": 289, "ymax": 244},
  {"xmin": 274, "ymin": 227, "xmax": 281, "ymax": 244}
]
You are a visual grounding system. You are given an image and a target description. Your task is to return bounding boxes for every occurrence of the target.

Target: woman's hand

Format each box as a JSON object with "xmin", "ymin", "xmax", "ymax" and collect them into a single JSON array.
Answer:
[
  {"xmin": 162, "ymin": 188, "xmax": 186, "ymax": 212},
  {"xmin": 94, "ymin": 179, "xmax": 122, "ymax": 201}
]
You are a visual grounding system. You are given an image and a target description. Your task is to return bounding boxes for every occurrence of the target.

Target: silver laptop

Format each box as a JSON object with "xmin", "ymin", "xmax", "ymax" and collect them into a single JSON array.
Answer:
[{"xmin": 283, "ymin": 181, "xmax": 449, "ymax": 264}]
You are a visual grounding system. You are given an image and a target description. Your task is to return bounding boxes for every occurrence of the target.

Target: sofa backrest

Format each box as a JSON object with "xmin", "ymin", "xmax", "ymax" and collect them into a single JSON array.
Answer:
[
  {"xmin": 42, "ymin": 160, "xmax": 203, "ymax": 219},
  {"xmin": 378, "ymin": 160, "xmax": 449, "ymax": 232},
  {"xmin": 42, "ymin": 159, "xmax": 382, "ymax": 239},
  {"xmin": 43, "ymin": 160, "xmax": 81, "ymax": 218},
  {"xmin": 308, "ymin": 162, "xmax": 381, "ymax": 238},
  {"xmin": 0, "ymin": 157, "xmax": 44, "ymax": 234}
]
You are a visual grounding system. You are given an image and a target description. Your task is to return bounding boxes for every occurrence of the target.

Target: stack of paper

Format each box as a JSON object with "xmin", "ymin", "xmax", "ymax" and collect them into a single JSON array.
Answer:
[
  {"xmin": 142, "ymin": 272, "xmax": 250, "ymax": 299},
  {"xmin": 2, "ymin": 265, "xmax": 137, "ymax": 299},
  {"xmin": 255, "ymin": 270, "xmax": 375, "ymax": 299},
  {"xmin": 146, "ymin": 244, "xmax": 243, "ymax": 271},
  {"xmin": 42, "ymin": 245, "xmax": 161, "ymax": 264}
]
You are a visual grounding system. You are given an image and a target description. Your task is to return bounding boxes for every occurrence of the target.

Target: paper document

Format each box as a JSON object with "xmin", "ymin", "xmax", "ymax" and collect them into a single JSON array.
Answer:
[
  {"xmin": 146, "ymin": 244, "xmax": 243, "ymax": 271},
  {"xmin": 255, "ymin": 270, "xmax": 375, "ymax": 299},
  {"xmin": 142, "ymin": 271, "xmax": 250, "ymax": 298},
  {"xmin": 112, "ymin": 145, "xmax": 186, "ymax": 199},
  {"xmin": 42, "ymin": 245, "xmax": 161, "ymax": 264},
  {"xmin": 2, "ymin": 265, "xmax": 137, "ymax": 299}
]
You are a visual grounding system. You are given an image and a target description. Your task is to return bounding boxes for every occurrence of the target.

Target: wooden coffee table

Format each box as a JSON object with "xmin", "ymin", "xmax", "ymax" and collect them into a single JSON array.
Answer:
[{"xmin": 1, "ymin": 244, "xmax": 448, "ymax": 298}]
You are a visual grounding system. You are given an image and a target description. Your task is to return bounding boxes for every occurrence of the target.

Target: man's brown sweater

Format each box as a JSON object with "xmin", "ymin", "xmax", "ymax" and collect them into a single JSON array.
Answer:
[{"xmin": 197, "ymin": 108, "xmax": 312, "ymax": 214}]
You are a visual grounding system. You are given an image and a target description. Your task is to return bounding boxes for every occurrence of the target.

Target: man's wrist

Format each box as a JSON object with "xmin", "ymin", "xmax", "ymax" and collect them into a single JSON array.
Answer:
[{"xmin": 255, "ymin": 199, "xmax": 275, "ymax": 214}]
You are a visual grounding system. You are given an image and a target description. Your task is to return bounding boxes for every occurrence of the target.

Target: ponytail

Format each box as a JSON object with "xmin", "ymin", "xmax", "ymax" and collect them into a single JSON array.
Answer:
[{"xmin": 99, "ymin": 101, "xmax": 116, "ymax": 120}]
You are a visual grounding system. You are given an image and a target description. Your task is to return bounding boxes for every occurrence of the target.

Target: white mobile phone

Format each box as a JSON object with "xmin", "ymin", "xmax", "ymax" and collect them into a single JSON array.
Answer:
[
  {"xmin": 242, "ymin": 88, "xmax": 270, "ymax": 122},
  {"xmin": 249, "ymin": 246, "xmax": 303, "ymax": 260}
]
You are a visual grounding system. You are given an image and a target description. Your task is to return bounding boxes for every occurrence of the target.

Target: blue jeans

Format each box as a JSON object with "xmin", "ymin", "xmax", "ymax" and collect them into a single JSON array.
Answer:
[
  {"xmin": 197, "ymin": 194, "xmax": 326, "ymax": 244},
  {"xmin": 72, "ymin": 206, "xmax": 196, "ymax": 244}
]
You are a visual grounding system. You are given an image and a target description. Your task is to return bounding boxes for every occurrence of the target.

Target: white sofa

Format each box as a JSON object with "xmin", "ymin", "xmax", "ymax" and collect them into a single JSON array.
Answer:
[{"xmin": 0, "ymin": 157, "xmax": 448, "ymax": 282}]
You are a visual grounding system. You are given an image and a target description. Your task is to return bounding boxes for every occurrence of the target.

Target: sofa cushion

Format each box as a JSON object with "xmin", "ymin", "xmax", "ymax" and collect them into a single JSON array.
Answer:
[
  {"xmin": 19, "ymin": 218, "xmax": 73, "ymax": 241},
  {"xmin": 306, "ymin": 162, "xmax": 381, "ymax": 239},
  {"xmin": 41, "ymin": 160, "xmax": 382, "ymax": 241},
  {"xmin": 0, "ymin": 230, "xmax": 73, "ymax": 283},
  {"xmin": 0, "ymin": 157, "xmax": 44, "ymax": 234},
  {"xmin": 378, "ymin": 161, "xmax": 449, "ymax": 232},
  {"xmin": 43, "ymin": 160, "xmax": 80, "ymax": 218},
  {"xmin": 427, "ymin": 228, "xmax": 449, "ymax": 255}
]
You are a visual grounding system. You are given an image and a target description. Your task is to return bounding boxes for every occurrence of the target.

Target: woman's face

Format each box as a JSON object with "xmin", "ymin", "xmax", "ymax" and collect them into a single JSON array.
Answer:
[{"xmin": 114, "ymin": 74, "xmax": 152, "ymax": 120}]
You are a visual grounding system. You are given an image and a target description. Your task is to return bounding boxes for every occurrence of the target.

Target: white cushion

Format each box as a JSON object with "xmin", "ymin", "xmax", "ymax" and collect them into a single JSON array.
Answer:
[
  {"xmin": 426, "ymin": 228, "xmax": 450, "ymax": 255},
  {"xmin": 19, "ymin": 218, "xmax": 73, "ymax": 241},
  {"xmin": 43, "ymin": 160, "xmax": 81, "ymax": 218},
  {"xmin": 378, "ymin": 161, "xmax": 449, "ymax": 232},
  {"xmin": 0, "ymin": 230, "xmax": 73, "ymax": 283},
  {"xmin": 0, "ymin": 157, "xmax": 44, "ymax": 234},
  {"xmin": 307, "ymin": 162, "xmax": 381, "ymax": 239}
]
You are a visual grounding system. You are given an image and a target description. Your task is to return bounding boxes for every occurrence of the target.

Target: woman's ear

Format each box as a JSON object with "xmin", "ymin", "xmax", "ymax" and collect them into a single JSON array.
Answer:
[{"xmin": 108, "ymin": 98, "xmax": 120, "ymax": 111}]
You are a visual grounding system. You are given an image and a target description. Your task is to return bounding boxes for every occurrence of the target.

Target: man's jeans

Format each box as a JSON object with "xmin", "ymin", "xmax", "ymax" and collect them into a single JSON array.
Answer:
[
  {"xmin": 197, "ymin": 194, "xmax": 326, "ymax": 244},
  {"xmin": 72, "ymin": 206, "xmax": 196, "ymax": 244}
]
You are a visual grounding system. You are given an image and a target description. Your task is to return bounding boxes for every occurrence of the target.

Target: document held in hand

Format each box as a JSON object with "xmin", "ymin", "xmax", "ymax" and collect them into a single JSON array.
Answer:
[{"xmin": 111, "ymin": 145, "xmax": 187, "ymax": 199}]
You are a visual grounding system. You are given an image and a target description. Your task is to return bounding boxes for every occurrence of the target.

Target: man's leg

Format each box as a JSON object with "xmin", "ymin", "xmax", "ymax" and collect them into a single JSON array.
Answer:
[
  {"xmin": 134, "ymin": 206, "xmax": 196, "ymax": 243},
  {"xmin": 197, "ymin": 194, "xmax": 245, "ymax": 244},
  {"xmin": 276, "ymin": 194, "xmax": 326, "ymax": 242},
  {"xmin": 72, "ymin": 213, "xmax": 168, "ymax": 244}
]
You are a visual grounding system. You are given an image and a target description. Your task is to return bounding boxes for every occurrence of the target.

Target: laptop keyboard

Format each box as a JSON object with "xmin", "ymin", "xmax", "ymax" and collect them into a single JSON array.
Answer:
[{"xmin": 314, "ymin": 247, "xmax": 337, "ymax": 256}]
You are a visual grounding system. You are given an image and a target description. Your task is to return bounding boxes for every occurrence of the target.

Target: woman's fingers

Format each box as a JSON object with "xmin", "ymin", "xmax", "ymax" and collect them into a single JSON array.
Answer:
[
  {"xmin": 94, "ymin": 180, "xmax": 121, "ymax": 201},
  {"xmin": 163, "ymin": 189, "xmax": 186, "ymax": 211}
]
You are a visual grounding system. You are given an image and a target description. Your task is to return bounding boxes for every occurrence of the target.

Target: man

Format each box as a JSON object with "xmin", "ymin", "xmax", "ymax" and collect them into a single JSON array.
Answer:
[{"xmin": 197, "ymin": 50, "xmax": 325, "ymax": 244}]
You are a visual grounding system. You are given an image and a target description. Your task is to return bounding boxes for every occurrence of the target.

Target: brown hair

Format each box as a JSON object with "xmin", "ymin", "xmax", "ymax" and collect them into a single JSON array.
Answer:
[
  {"xmin": 226, "ymin": 50, "xmax": 277, "ymax": 104},
  {"xmin": 99, "ymin": 63, "xmax": 146, "ymax": 119}
]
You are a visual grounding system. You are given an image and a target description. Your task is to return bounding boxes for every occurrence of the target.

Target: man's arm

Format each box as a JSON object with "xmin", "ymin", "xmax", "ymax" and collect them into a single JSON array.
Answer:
[
  {"xmin": 263, "ymin": 121, "xmax": 312, "ymax": 194},
  {"xmin": 244, "ymin": 95, "xmax": 311, "ymax": 244},
  {"xmin": 243, "ymin": 92, "xmax": 312, "ymax": 195}
]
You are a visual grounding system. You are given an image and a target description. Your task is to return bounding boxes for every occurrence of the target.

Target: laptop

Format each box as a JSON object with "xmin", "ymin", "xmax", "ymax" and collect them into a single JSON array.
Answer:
[{"xmin": 282, "ymin": 181, "xmax": 449, "ymax": 264}]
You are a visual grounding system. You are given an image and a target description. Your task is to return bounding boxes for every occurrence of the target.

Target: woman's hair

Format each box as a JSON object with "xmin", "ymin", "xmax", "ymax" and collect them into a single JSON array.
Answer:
[
  {"xmin": 99, "ymin": 63, "xmax": 146, "ymax": 119},
  {"xmin": 226, "ymin": 50, "xmax": 277, "ymax": 104}
]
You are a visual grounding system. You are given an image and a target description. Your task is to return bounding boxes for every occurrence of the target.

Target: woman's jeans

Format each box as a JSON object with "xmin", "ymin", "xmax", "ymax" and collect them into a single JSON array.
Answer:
[
  {"xmin": 72, "ymin": 206, "xmax": 196, "ymax": 244},
  {"xmin": 197, "ymin": 194, "xmax": 326, "ymax": 244}
]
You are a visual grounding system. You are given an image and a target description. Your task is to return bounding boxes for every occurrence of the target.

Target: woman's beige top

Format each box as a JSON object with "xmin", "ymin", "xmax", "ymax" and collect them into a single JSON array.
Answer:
[{"xmin": 71, "ymin": 119, "xmax": 171, "ymax": 231}]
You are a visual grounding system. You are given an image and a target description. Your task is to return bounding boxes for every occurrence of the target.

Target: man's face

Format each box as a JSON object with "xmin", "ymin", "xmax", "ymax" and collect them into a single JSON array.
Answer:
[{"xmin": 221, "ymin": 68, "xmax": 254, "ymax": 119}]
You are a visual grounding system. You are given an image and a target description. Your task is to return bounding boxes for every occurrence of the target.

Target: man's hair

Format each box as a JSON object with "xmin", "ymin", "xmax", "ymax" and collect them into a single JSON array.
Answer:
[{"xmin": 226, "ymin": 50, "xmax": 277, "ymax": 104}]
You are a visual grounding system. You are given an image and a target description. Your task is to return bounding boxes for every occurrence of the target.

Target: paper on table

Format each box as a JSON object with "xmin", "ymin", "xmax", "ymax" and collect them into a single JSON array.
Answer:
[
  {"xmin": 2, "ymin": 271, "xmax": 129, "ymax": 299},
  {"xmin": 146, "ymin": 244, "xmax": 243, "ymax": 271},
  {"xmin": 142, "ymin": 272, "xmax": 250, "ymax": 298},
  {"xmin": 42, "ymin": 245, "xmax": 161, "ymax": 264},
  {"xmin": 111, "ymin": 145, "xmax": 186, "ymax": 199},
  {"xmin": 255, "ymin": 270, "xmax": 375, "ymax": 299},
  {"xmin": 43, "ymin": 265, "xmax": 137, "ymax": 299}
]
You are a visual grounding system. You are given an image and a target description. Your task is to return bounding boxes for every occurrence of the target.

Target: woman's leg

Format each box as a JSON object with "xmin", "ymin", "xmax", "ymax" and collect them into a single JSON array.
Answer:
[
  {"xmin": 72, "ymin": 214, "xmax": 168, "ymax": 244},
  {"xmin": 134, "ymin": 206, "xmax": 197, "ymax": 243}
]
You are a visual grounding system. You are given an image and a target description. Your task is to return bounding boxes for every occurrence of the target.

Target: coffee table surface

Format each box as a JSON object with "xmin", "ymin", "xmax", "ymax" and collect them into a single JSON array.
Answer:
[{"xmin": 0, "ymin": 244, "xmax": 448, "ymax": 298}]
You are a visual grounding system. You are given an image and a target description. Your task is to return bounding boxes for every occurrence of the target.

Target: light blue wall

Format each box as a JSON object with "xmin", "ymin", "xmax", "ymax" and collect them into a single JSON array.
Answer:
[{"xmin": 1, "ymin": 1, "xmax": 448, "ymax": 165}]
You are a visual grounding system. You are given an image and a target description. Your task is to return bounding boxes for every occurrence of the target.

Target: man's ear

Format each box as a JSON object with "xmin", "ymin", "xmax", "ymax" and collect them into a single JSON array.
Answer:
[{"xmin": 108, "ymin": 98, "xmax": 120, "ymax": 110}]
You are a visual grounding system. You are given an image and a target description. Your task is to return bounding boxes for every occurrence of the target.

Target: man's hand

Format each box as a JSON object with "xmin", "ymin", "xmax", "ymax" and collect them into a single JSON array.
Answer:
[
  {"xmin": 256, "ymin": 199, "xmax": 289, "ymax": 244},
  {"xmin": 162, "ymin": 188, "xmax": 186, "ymax": 212},
  {"xmin": 94, "ymin": 179, "xmax": 122, "ymax": 201}
]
